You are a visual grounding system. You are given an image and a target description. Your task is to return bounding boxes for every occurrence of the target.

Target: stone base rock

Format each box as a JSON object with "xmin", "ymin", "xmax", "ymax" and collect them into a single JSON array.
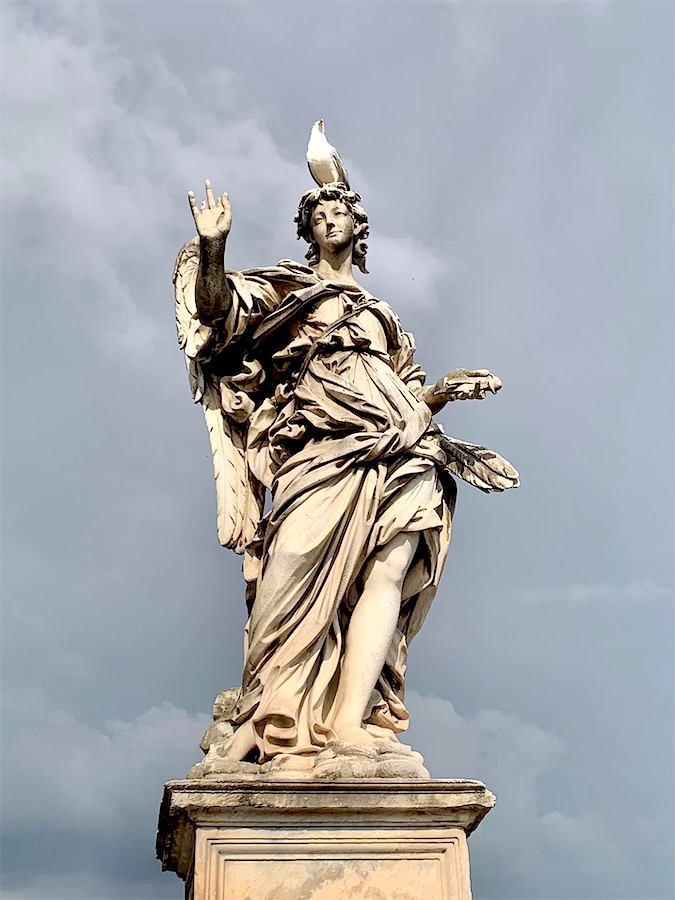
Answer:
[
  {"xmin": 188, "ymin": 737, "xmax": 430, "ymax": 781},
  {"xmin": 156, "ymin": 778, "xmax": 495, "ymax": 900}
]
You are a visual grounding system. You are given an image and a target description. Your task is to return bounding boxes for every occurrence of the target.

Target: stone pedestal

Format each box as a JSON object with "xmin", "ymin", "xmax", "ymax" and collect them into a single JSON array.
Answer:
[{"xmin": 156, "ymin": 778, "xmax": 495, "ymax": 900}]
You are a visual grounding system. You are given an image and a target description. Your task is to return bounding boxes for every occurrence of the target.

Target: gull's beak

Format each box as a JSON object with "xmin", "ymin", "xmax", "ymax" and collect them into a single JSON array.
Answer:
[{"xmin": 318, "ymin": 119, "xmax": 324, "ymax": 130}]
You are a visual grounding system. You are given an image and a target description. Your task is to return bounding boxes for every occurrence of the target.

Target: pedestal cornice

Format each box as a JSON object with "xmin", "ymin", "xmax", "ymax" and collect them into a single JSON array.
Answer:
[{"xmin": 157, "ymin": 778, "xmax": 496, "ymax": 882}]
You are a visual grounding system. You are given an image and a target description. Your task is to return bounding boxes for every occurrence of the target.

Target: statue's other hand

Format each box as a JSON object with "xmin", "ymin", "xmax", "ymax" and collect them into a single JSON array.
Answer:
[
  {"xmin": 188, "ymin": 180, "xmax": 232, "ymax": 241},
  {"xmin": 435, "ymin": 369, "xmax": 502, "ymax": 402}
]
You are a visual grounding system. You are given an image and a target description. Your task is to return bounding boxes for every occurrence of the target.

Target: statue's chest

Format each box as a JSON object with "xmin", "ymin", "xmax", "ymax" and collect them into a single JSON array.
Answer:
[{"xmin": 309, "ymin": 293, "xmax": 347, "ymax": 323}]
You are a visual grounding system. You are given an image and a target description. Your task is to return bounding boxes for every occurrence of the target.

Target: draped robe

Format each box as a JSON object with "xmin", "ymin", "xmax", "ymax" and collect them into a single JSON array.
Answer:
[{"xmin": 186, "ymin": 261, "xmax": 456, "ymax": 762}]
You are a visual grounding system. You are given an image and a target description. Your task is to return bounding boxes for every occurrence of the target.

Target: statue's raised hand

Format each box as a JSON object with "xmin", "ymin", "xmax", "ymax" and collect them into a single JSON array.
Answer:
[{"xmin": 188, "ymin": 180, "xmax": 232, "ymax": 242}]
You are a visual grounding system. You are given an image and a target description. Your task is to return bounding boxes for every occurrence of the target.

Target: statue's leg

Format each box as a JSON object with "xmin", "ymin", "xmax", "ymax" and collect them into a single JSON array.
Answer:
[{"xmin": 331, "ymin": 531, "xmax": 419, "ymax": 745}]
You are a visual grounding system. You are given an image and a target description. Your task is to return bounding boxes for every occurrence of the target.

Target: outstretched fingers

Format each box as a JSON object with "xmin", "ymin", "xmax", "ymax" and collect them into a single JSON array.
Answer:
[
  {"xmin": 187, "ymin": 190, "xmax": 200, "ymax": 222},
  {"xmin": 187, "ymin": 183, "xmax": 231, "ymax": 236}
]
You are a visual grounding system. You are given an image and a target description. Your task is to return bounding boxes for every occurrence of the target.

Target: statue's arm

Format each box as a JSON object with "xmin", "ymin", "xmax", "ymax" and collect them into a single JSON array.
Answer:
[
  {"xmin": 392, "ymin": 327, "xmax": 502, "ymax": 413},
  {"xmin": 188, "ymin": 181, "xmax": 233, "ymax": 326},
  {"xmin": 418, "ymin": 384, "xmax": 448, "ymax": 415}
]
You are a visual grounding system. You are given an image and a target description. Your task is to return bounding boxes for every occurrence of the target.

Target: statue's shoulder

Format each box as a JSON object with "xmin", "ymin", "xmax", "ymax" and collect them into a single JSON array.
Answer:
[
  {"xmin": 241, "ymin": 260, "xmax": 318, "ymax": 289},
  {"xmin": 172, "ymin": 246, "xmax": 317, "ymax": 291}
]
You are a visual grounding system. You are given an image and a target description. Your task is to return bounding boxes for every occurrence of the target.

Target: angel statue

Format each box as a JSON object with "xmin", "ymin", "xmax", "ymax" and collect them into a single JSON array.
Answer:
[{"xmin": 174, "ymin": 127, "xmax": 518, "ymax": 779}]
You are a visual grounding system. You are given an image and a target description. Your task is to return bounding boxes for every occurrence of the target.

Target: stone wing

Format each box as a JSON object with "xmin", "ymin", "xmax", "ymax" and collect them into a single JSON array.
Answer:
[{"xmin": 174, "ymin": 238, "xmax": 264, "ymax": 552}]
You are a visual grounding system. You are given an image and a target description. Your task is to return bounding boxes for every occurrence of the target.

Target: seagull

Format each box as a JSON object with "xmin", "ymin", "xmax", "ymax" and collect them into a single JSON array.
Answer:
[{"xmin": 306, "ymin": 119, "xmax": 350, "ymax": 189}]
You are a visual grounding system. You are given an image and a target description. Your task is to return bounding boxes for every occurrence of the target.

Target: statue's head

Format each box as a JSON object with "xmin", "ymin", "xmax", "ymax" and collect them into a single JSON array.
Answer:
[{"xmin": 295, "ymin": 184, "xmax": 369, "ymax": 274}]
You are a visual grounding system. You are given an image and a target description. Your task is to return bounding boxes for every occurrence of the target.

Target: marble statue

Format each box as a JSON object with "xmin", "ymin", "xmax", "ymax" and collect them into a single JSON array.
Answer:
[{"xmin": 174, "ymin": 124, "xmax": 518, "ymax": 779}]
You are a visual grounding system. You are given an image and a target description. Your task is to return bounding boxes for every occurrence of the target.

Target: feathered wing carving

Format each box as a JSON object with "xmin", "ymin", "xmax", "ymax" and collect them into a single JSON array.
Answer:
[
  {"xmin": 173, "ymin": 238, "xmax": 264, "ymax": 553},
  {"xmin": 438, "ymin": 433, "xmax": 520, "ymax": 493}
]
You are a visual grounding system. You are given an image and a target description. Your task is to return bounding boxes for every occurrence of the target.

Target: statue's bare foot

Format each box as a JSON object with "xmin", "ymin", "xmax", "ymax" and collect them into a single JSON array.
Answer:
[
  {"xmin": 222, "ymin": 721, "xmax": 256, "ymax": 761},
  {"xmin": 332, "ymin": 724, "xmax": 378, "ymax": 746}
]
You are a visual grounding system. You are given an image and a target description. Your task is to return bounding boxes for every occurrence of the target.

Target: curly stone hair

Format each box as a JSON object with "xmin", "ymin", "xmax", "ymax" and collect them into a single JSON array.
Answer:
[{"xmin": 294, "ymin": 184, "xmax": 370, "ymax": 274}]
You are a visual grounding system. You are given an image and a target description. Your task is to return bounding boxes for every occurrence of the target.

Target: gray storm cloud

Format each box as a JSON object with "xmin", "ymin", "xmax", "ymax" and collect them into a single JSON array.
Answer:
[{"xmin": 1, "ymin": 1, "xmax": 672, "ymax": 898}]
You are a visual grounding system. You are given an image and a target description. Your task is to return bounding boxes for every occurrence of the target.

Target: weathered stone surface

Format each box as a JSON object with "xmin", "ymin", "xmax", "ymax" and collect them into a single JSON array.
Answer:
[
  {"xmin": 190, "ymin": 734, "xmax": 430, "ymax": 781},
  {"xmin": 172, "ymin": 126, "xmax": 518, "ymax": 769},
  {"xmin": 157, "ymin": 778, "xmax": 495, "ymax": 900}
]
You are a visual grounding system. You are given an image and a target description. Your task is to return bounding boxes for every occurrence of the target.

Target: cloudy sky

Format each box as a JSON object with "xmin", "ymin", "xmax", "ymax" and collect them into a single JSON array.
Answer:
[{"xmin": 1, "ymin": 1, "xmax": 672, "ymax": 898}]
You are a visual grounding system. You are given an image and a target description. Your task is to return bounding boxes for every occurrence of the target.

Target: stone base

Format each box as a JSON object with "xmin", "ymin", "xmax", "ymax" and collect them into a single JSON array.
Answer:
[{"xmin": 156, "ymin": 778, "xmax": 495, "ymax": 900}]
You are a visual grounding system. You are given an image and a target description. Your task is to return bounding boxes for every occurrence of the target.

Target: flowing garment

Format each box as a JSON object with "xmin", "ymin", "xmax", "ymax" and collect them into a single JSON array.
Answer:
[{"xmin": 185, "ymin": 261, "xmax": 456, "ymax": 761}]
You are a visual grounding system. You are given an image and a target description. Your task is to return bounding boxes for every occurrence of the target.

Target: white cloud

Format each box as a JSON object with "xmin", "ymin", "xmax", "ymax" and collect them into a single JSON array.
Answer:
[
  {"xmin": 1, "ymin": 2, "xmax": 300, "ymax": 368},
  {"xmin": 406, "ymin": 691, "xmax": 647, "ymax": 898},
  {"xmin": 2, "ymin": 1, "xmax": 451, "ymax": 375},
  {"xmin": 508, "ymin": 579, "xmax": 672, "ymax": 604},
  {"xmin": 2, "ymin": 687, "xmax": 208, "ymax": 898},
  {"xmin": 2, "ymin": 687, "xmax": 209, "ymax": 832},
  {"xmin": 367, "ymin": 233, "xmax": 452, "ymax": 310}
]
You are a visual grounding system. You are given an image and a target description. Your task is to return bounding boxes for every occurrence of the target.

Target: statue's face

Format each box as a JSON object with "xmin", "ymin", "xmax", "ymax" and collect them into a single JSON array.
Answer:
[{"xmin": 310, "ymin": 199, "xmax": 355, "ymax": 255}]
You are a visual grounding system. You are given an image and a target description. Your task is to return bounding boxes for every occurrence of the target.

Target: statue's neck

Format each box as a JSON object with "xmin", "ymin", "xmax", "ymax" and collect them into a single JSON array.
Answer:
[{"xmin": 312, "ymin": 248, "xmax": 358, "ymax": 287}]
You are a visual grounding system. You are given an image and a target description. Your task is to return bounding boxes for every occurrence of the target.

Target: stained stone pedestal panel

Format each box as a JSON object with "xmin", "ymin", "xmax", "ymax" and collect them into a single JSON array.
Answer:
[{"xmin": 157, "ymin": 779, "xmax": 495, "ymax": 900}]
